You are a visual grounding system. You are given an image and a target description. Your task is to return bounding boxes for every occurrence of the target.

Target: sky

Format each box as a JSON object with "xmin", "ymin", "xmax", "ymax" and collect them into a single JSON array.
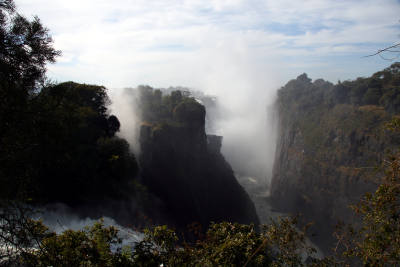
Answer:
[{"xmin": 16, "ymin": 0, "xmax": 400, "ymax": 90}]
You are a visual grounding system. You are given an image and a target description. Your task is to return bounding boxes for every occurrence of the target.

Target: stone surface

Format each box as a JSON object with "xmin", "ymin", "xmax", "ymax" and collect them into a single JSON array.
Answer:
[
  {"xmin": 270, "ymin": 104, "xmax": 398, "ymax": 254},
  {"xmin": 138, "ymin": 101, "xmax": 260, "ymax": 231}
]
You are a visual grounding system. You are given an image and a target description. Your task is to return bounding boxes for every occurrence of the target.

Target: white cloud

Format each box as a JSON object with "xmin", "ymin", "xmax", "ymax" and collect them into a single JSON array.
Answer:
[{"xmin": 14, "ymin": 0, "xmax": 400, "ymax": 88}]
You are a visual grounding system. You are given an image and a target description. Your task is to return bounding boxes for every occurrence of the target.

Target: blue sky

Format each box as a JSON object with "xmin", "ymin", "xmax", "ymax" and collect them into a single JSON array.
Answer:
[{"xmin": 16, "ymin": 0, "xmax": 400, "ymax": 91}]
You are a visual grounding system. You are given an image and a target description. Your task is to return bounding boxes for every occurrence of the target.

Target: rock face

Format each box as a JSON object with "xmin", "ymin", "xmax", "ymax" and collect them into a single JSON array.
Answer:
[
  {"xmin": 139, "ymin": 101, "xmax": 259, "ymax": 230},
  {"xmin": 269, "ymin": 73, "xmax": 399, "ymax": 254},
  {"xmin": 270, "ymin": 106, "xmax": 397, "ymax": 254},
  {"xmin": 271, "ymin": 112, "xmax": 386, "ymax": 216}
]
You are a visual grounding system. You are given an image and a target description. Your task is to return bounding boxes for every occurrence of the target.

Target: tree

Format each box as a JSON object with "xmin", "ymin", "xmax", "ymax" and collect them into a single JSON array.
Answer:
[
  {"xmin": 0, "ymin": 1, "xmax": 79, "ymax": 265},
  {"xmin": 0, "ymin": 0, "xmax": 63, "ymax": 197},
  {"xmin": 0, "ymin": 1, "xmax": 142, "ymax": 263},
  {"xmin": 0, "ymin": 0, "xmax": 61, "ymax": 117},
  {"xmin": 23, "ymin": 218, "xmax": 133, "ymax": 267},
  {"xmin": 107, "ymin": 115, "xmax": 121, "ymax": 137},
  {"xmin": 332, "ymin": 117, "xmax": 400, "ymax": 266},
  {"xmin": 362, "ymin": 87, "xmax": 382, "ymax": 105},
  {"xmin": 23, "ymin": 215, "xmax": 333, "ymax": 266}
]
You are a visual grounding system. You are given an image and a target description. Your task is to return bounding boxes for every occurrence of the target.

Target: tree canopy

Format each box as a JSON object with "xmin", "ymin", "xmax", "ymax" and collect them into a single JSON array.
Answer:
[{"xmin": 0, "ymin": 1, "xmax": 139, "ymax": 264}]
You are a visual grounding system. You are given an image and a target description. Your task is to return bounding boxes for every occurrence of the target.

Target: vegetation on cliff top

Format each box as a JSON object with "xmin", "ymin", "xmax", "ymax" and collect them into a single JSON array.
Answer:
[
  {"xmin": 277, "ymin": 63, "xmax": 399, "ymax": 149},
  {"xmin": 132, "ymin": 84, "xmax": 205, "ymax": 127}
]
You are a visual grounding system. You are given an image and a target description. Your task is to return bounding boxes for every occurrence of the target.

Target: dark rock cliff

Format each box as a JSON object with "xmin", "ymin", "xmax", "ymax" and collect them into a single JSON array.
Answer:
[
  {"xmin": 139, "ymin": 101, "xmax": 260, "ymax": 230},
  {"xmin": 269, "ymin": 71, "xmax": 400, "ymax": 254},
  {"xmin": 272, "ymin": 108, "xmax": 390, "ymax": 209}
]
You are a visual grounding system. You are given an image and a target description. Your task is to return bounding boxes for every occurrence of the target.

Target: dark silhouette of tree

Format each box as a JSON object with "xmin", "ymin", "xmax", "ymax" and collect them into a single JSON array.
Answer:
[
  {"xmin": 0, "ymin": 0, "xmax": 63, "ymax": 196},
  {"xmin": 107, "ymin": 115, "xmax": 121, "ymax": 137},
  {"xmin": 0, "ymin": 1, "xmax": 64, "ymax": 264}
]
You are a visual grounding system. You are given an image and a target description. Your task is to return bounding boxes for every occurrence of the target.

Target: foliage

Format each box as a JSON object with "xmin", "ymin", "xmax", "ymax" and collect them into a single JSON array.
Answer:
[
  {"xmin": 0, "ymin": 0, "xmax": 138, "ymax": 204},
  {"xmin": 24, "ymin": 218, "xmax": 132, "ymax": 267},
  {"xmin": 0, "ymin": 200, "xmax": 50, "ymax": 267},
  {"xmin": 276, "ymin": 68, "xmax": 398, "ymax": 151},
  {"xmin": 277, "ymin": 63, "xmax": 400, "ymax": 116},
  {"xmin": 0, "ymin": 1, "xmax": 140, "ymax": 266},
  {"xmin": 0, "ymin": 0, "xmax": 61, "ymax": 92},
  {"xmin": 0, "ymin": 1, "xmax": 69, "ymax": 198},
  {"xmin": 0, "ymin": 1, "xmax": 76, "ymax": 264},
  {"xmin": 1, "ymin": 79, "xmax": 139, "ymax": 206},
  {"xmin": 131, "ymin": 84, "xmax": 199, "ymax": 124},
  {"xmin": 332, "ymin": 117, "xmax": 400, "ymax": 266},
  {"xmin": 32, "ymin": 82, "xmax": 139, "ymax": 206},
  {"xmin": 23, "ymin": 215, "xmax": 338, "ymax": 266},
  {"xmin": 362, "ymin": 87, "xmax": 382, "ymax": 105},
  {"xmin": 0, "ymin": 0, "xmax": 65, "ymax": 199}
]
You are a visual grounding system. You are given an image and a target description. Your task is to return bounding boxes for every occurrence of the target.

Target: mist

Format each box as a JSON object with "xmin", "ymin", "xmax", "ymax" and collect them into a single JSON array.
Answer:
[
  {"xmin": 109, "ymin": 42, "xmax": 282, "ymax": 188},
  {"xmin": 199, "ymin": 45, "xmax": 280, "ymax": 185},
  {"xmin": 108, "ymin": 88, "xmax": 141, "ymax": 157}
]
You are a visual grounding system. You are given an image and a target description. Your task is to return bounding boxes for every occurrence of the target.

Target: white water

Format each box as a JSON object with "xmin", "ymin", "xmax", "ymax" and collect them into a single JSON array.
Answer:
[{"xmin": 39, "ymin": 212, "xmax": 144, "ymax": 252}]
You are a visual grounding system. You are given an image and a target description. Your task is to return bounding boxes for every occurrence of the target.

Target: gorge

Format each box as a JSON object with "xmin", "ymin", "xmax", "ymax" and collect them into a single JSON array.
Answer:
[
  {"xmin": 4, "ymin": 63, "xmax": 400, "ymax": 265},
  {"xmin": 40, "ymin": 62, "xmax": 400, "ymax": 256},
  {"xmin": 2, "ymin": 0, "xmax": 400, "ymax": 264}
]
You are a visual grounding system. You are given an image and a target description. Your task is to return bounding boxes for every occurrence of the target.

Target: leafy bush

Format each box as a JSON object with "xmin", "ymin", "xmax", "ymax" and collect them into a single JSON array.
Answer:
[
  {"xmin": 24, "ymin": 218, "xmax": 132, "ymax": 267},
  {"xmin": 362, "ymin": 87, "xmax": 382, "ymax": 105},
  {"xmin": 331, "ymin": 117, "xmax": 400, "ymax": 266},
  {"xmin": 22, "ymin": 215, "xmax": 331, "ymax": 266}
]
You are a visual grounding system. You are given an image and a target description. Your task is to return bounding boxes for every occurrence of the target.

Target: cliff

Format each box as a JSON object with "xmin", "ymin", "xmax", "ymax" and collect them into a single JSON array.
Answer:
[
  {"xmin": 139, "ymin": 98, "xmax": 260, "ymax": 230},
  {"xmin": 270, "ymin": 67, "xmax": 400, "ymax": 254}
]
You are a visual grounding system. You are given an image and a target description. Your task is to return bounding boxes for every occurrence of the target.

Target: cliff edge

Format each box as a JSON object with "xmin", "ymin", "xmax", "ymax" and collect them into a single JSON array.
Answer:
[
  {"xmin": 138, "ymin": 93, "xmax": 260, "ymax": 230},
  {"xmin": 270, "ymin": 66, "xmax": 400, "ymax": 254}
]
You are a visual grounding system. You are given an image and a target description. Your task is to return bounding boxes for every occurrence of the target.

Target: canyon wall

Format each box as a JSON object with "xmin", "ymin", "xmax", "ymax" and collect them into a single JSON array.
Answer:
[
  {"xmin": 269, "ymin": 70, "xmax": 400, "ymax": 253},
  {"xmin": 139, "ymin": 100, "xmax": 260, "ymax": 230}
]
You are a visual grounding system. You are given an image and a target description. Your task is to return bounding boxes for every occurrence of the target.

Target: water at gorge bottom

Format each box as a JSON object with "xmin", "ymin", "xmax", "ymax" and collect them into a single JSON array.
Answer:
[
  {"xmin": 36, "ymin": 175, "xmax": 324, "ymax": 260},
  {"xmin": 235, "ymin": 174, "xmax": 324, "ymax": 261}
]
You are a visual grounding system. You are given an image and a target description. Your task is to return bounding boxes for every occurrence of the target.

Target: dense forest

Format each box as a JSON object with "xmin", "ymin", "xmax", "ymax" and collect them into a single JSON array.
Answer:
[
  {"xmin": 277, "ymin": 63, "xmax": 400, "ymax": 142},
  {"xmin": 1, "ymin": 0, "xmax": 400, "ymax": 266},
  {"xmin": 1, "ymin": 79, "xmax": 140, "ymax": 207}
]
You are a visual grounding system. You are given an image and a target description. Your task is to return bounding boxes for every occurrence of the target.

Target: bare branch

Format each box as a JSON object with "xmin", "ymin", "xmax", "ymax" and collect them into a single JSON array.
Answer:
[{"xmin": 363, "ymin": 42, "xmax": 400, "ymax": 61}]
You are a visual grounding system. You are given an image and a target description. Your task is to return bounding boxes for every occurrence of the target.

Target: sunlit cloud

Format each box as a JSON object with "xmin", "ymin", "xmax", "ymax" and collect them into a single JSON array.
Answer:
[{"xmin": 16, "ymin": 0, "xmax": 400, "ymax": 87}]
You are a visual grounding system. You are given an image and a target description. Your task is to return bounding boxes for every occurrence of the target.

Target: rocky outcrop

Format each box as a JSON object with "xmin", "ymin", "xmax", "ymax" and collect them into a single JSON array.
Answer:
[
  {"xmin": 139, "ymin": 100, "xmax": 259, "ymax": 230},
  {"xmin": 272, "ymin": 119, "xmax": 385, "ymax": 215},
  {"xmin": 270, "ymin": 102, "xmax": 397, "ymax": 254}
]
